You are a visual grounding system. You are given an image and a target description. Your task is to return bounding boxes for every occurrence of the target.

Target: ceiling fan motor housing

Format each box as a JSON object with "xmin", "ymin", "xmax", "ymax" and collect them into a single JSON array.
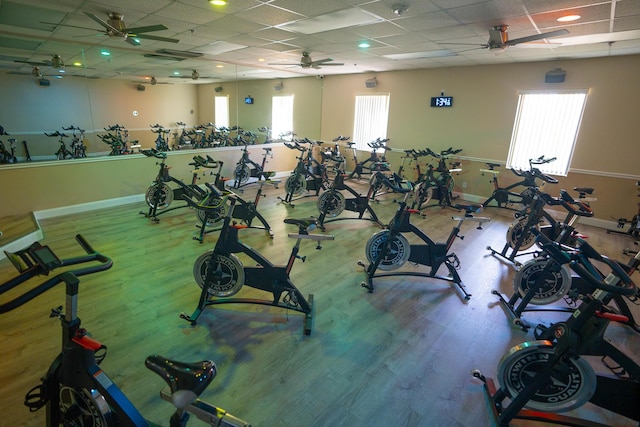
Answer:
[{"xmin": 107, "ymin": 13, "xmax": 126, "ymax": 32}]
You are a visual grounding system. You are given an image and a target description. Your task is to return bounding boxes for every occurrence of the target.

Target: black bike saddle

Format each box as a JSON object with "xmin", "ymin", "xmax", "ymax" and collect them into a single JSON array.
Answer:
[
  {"xmin": 454, "ymin": 204, "xmax": 483, "ymax": 215},
  {"xmin": 145, "ymin": 355, "xmax": 216, "ymax": 398},
  {"xmin": 284, "ymin": 217, "xmax": 317, "ymax": 232},
  {"xmin": 573, "ymin": 187, "xmax": 594, "ymax": 195}
]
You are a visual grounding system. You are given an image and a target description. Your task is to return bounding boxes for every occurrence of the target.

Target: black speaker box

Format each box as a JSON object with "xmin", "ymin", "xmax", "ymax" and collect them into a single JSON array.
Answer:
[{"xmin": 545, "ymin": 69, "xmax": 566, "ymax": 83}]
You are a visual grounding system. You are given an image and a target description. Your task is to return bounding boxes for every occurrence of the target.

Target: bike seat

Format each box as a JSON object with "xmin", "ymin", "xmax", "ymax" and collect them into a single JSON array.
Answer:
[
  {"xmin": 573, "ymin": 187, "xmax": 594, "ymax": 195},
  {"xmin": 145, "ymin": 355, "xmax": 216, "ymax": 400},
  {"xmin": 454, "ymin": 204, "xmax": 483, "ymax": 215},
  {"xmin": 284, "ymin": 217, "xmax": 317, "ymax": 232}
]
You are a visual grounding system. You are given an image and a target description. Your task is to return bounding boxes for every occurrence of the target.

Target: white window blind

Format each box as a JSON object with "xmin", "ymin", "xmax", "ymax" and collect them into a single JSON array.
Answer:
[
  {"xmin": 506, "ymin": 91, "xmax": 588, "ymax": 176},
  {"xmin": 353, "ymin": 94, "xmax": 390, "ymax": 150},
  {"xmin": 214, "ymin": 96, "xmax": 229, "ymax": 128},
  {"xmin": 272, "ymin": 95, "xmax": 294, "ymax": 140}
]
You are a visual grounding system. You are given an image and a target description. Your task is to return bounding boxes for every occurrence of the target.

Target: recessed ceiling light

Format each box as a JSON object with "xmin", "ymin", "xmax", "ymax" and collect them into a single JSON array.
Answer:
[
  {"xmin": 216, "ymin": 64, "xmax": 224, "ymax": 68},
  {"xmin": 173, "ymin": 71, "xmax": 181, "ymax": 75},
  {"xmin": 258, "ymin": 58, "xmax": 265, "ymax": 62},
  {"xmin": 209, "ymin": 0, "xmax": 227, "ymax": 5},
  {"xmin": 100, "ymin": 50, "xmax": 110, "ymax": 56},
  {"xmin": 73, "ymin": 62, "xmax": 82, "ymax": 67},
  {"xmin": 557, "ymin": 15, "xmax": 580, "ymax": 22},
  {"xmin": 359, "ymin": 42, "xmax": 371, "ymax": 48}
]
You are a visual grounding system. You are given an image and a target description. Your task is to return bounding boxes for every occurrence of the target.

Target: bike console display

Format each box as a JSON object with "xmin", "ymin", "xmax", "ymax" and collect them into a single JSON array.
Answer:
[{"xmin": 29, "ymin": 245, "xmax": 62, "ymax": 271}]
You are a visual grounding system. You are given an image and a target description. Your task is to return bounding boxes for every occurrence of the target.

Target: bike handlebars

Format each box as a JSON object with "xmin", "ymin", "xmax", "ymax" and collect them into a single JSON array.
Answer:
[
  {"xmin": 0, "ymin": 235, "xmax": 113, "ymax": 314},
  {"xmin": 559, "ymin": 189, "xmax": 594, "ymax": 217},
  {"xmin": 532, "ymin": 228, "xmax": 636, "ymax": 296},
  {"xmin": 141, "ymin": 148, "xmax": 167, "ymax": 159}
]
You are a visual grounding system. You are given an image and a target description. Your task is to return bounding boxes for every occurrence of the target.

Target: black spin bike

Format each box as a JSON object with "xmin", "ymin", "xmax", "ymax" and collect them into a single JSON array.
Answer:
[
  {"xmin": 181, "ymin": 195, "xmax": 334, "ymax": 335},
  {"xmin": 140, "ymin": 149, "xmax": 222, "ymax": 223},
  {"xmin": 358, "ymin": 177, "xmax": 490, "ymax": 301},
  {"xmin": 473, "ymin": 229, "xmax": 640, "ymax": 427},
  {"xmin": 279, "ymin": 139, "xmax": 329, "ymax": 206},
  {"xmin": 232, "ymin": 144, "xmax": 275, "ymax": 188},
  {"xmin": 1, "ymin": 235, "xmax": 249, "ymax": 427},
  {"xmin": 480, "ymin": 155, "xmax": 558, "ymax": 210}
]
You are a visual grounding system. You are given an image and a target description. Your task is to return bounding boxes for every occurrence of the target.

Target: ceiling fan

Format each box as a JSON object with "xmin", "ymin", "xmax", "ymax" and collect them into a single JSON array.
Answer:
[
  {"xmin": 132, "ymin": 76, "xmax": 173, "ymax": 85},
  {"xmin": 43, "ymin": 12, "xmax": 179, "ymax": 46},
  {"xmin": 169, "ymin": 70, "xmax": 218, "ymax": 81},
  {"xmin": 446, "ymin": 25, "xmax": 569, "ymax": 50},
  {"xmin": 269, "ymin": 51, "xmax": 344, "ymax": 69},
  {"xmin": 14, "ymin": 54, "xmax": 67, "ymax": 69}
]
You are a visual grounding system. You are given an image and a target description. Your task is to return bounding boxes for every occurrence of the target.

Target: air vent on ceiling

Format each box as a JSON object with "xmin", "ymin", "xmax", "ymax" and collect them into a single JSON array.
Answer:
[
  {"xmin": 155, "ymin": 49, "xmax": 203, "ymax": 59},
  {"xmin": 143, "ymin": 54, "xmax": 187, "ymax": 62}
]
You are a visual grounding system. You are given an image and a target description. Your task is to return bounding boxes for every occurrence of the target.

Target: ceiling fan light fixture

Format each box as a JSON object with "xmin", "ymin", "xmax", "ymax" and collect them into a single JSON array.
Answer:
[
  {"xmin": 392, "ymin": 4, "xmax": 408, "ymax": 16},
  {"xmin": 557, "ymin": 15, "xmax": 581, "ymax": 22},
  {"xmin": 51, "ymin": 54, "xmax": 64, "ymax": 69},
  {"xmin": 191, "ymin": 69, "xmax": 200, "ymax": 80},
  {"xmin": 31, "ymin": 66, "xmax": 42, "ymax": 78},
  {"xmin": 150, "ymin": 77, "xmax": 157, "ymax": 85}
]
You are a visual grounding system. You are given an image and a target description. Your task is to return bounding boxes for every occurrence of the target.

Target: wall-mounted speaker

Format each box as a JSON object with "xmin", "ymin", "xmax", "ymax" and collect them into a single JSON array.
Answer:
[
  {"xmin": 214, "ymin": 86, "xmax": 223, "ymax": 93},
  {"xmin": 365, "ymin": 77, "xmax": 377, "ymax": 88},
  {"xmin": 545, "ymin": 68, "xmax": 566, "ymax": 83},
  {"xmin": 137, "ymin": 84, "xmax": 146, "ymax": 91},
  {"xmin": 38, "ymin": 78, "xmax": 50, "ymax": 86}
]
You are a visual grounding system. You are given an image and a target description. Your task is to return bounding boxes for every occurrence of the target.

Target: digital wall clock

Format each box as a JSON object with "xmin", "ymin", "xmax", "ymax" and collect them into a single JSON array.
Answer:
[{"xmin": 430, "ymin": 96, "xmax": 453, "ymax": 107}]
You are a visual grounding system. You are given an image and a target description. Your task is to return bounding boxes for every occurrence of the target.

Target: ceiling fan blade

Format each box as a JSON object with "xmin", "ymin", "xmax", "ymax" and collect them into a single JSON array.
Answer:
[
  {"xmin": 316, "ymin": 62, "xmax": 344, "ymax": 66},
  {"xmin": 133, "ymin": 33, "xmax": 180, "ymax": 43},
  {"xmin": 311, "ymin": 58, "xmax": 333, "ymax": 64},
  {"xmin": 84, "ymin": 12, "xmax": 122, "ymax": 35},
  {"xmin": 125, "ymin": 37, "xmax": 141, "ymax": 46},
  {"xmin": 507, "ymin": 29, "xmax": 569, "ymax": 46},
  {"xmin": 126, "ymin": 24, "xmax": 168, "ymax": 34},
  {"xmin": 267, "ymin": 62, "xmax": 302, "ymax": 66},
  {"xmin": 14, "ymin": 60, "xmax": 49, "ymax": 66}
]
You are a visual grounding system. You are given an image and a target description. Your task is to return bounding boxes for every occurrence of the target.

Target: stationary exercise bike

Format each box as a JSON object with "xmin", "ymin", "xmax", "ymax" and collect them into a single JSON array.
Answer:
[
  {"xmin": 412, "ymin": 147, "xmax": 462, "ymax": 209},
  {"xmin": 279, "ymin": 140, "xmax": 328, "ymax": 206},
  {"xmin": 358, "ymin": 178, "xmax": 490, "ymax": 301},
  {"xmin": 180, "ymin": 194, "xmax": 334, "ymax": 335},
  {"xmin": 473, "ymin": 229, "xmax": 640, "ymax": 427},
  {"xmin": 150, "ymin": 123, "xmax": 171, "ymax": 151},
  {"xmin": 232, "ymin": 145, "xmax": 275, "ymax": 188},
  {"xmin": 347, "ymin": 138, "xmax": 390, "ymax": 180},
  {"xmin": 491, "ymin": 189, "xmax": 611, "ymax": 331},
  {"xmin": 487, "ymin": 184, "xmax": 566, "ymax": 269},
  {"xmin": 1, "ymin": 235, "xmax": 249, "ymax": 427},
  {"xmin": 140, "ymin": 149, "xmax": 221, "ymax": 223},
  {"xmin": 480, "ymin": 155, "xmax": 558, "ymax": 210},
  {"xmin": 46, "ymin": 131, "xmax": 73, "ymax": 160},
  {"xmin": 182, "ymin": 166, "xmax": 274, "ymax": 241},
  {"xmin": 316, "ymin": 170, "xmax": 385, "ymax": 230}
]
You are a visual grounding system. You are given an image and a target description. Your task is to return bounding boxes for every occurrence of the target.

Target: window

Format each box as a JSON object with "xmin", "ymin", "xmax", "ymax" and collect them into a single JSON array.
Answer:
[
  {"xmin": 272, "ymin": 95, "xmax": 294, "ymax": 140},
  {"xmin": 353, "ymin": 94, "xmax": 390, "ymax": 150},
  {"xmin": 506, "ymin": 90, "xmax": 588, "ymax": 176},
  {"xmin": 214, "ymin": 96, "xmax": 229, "ymax": 128}
]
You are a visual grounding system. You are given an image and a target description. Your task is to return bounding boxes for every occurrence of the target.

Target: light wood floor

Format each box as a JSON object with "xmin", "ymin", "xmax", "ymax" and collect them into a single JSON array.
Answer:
[{"xmin": 0, "ymin": 181, "xmax": 638, "ymax": 427}]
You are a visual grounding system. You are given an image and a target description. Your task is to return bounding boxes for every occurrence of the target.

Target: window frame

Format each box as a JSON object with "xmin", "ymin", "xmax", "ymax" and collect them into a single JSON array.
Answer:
[
  {"xmin": 352, "ymin": 93, "xmax": 390, "ymax": 151},
  {"xmin": 214, "ymin": 95, "xmax": 229, "ymax": 129},
  {"xmin": 506, "ymin": 89, "xmax": 589, "ymax": 176},
  {"xmin": 271, "ymin": 94, "xmax": 294, "ymax": 141}
]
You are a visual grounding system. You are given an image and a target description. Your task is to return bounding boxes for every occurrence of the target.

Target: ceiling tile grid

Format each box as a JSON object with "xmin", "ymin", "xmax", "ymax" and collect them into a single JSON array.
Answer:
[{"xmin": 0, "ymin": 0, "xmax": 637, "ymax": 83}]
